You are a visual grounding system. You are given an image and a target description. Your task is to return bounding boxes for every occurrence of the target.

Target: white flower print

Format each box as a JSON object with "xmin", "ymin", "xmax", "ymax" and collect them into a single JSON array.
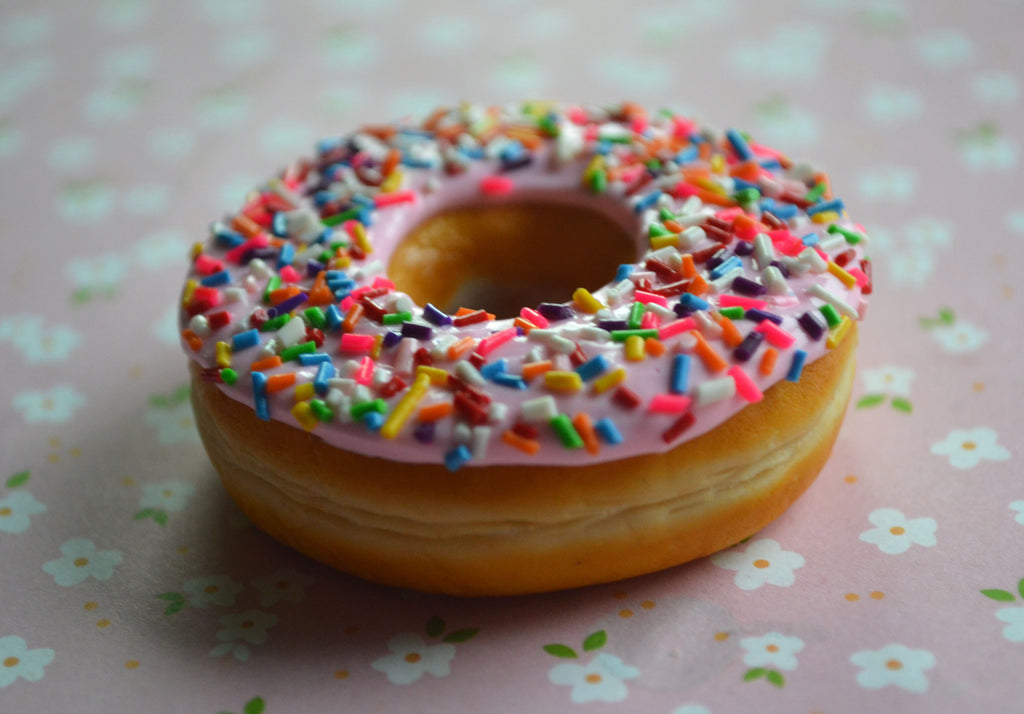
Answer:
[
  {"xmin": 862, "ymin": 83, "xmax": 923, "ymax": 126},
  {"xmin": 903, "ymin": 217, "xmax": 953, "ymax": 250},
  {"xmin": 857, "ymin": 166, "xmax": 916, "ymax": 202},
  {"xmin": 0, "ymin": 491, "xmax": 46, "ymax": 534},
  {"xmin": 731, "ymin": 22, "xmax": 829, "ymax": 81},
  {"xmin": 859, "ymin": 508, "xmax": 937, "ymax": 555},
  {"xmin": 0, "ymin": 314, "xmax": 44, "ymax": 341},
  {"xmin": 1011, "ymin": 500, "xmax": 1024, "ymax": 526},
  {"xmin": 740, "ymin": 632, "xmax": 804, "ymax": 671},
  {"xmin": 862, "ymin": 366, "xmax": 914, "ymax": 397},
  {"xmin": 711, "ymin": 538, "xmax": 805, "ymax": 590},
  {"xmin": 57, "ymin": 179, "xmax": 117, "ymax": 222},
  {"xmin": 886, "ymin": 249, "xmax": 934, "ymax": 287},
  {"xmin": 145, "ymin": 400, "xmax": 199, "ymax": 444},
  {"xmin": 133, "ymin": 229, "xmax": 189, "ymax": 271},
  {"xmin": 215, "ymin": 610, "xmax": 278, "ymax": 645},
  {"xmin": 996, "ymin": 605, "xmax": 1024, "ymax": 642},
  {"xmin": 972, "ymin": 70, "xmax": 1018, "ymax": 104},
  {"xmin": 371, "ymin": 633, "xmax": 456, "ymax": 685},
  {"xmin": 850, "ymin": 643, "xmax": 935, "ymax": 693},
  {"xmin": 548, "ymin": 652, "xmax": 640, "ymax": 703},
  {"xmin": 931, "ymin": 321, "xmax": 988, "ymax": 354},
  {"xmin": 961, "ymin": 134, "xmax": 1018, "ymax": 171},
  {"xmin": 12, "ymin": 385, "xmax": 85, "ymax": 424},
  {"xmin": 139, "ymin": 481, "xmax": 195, "ymax": 513},
  {"xmin": 672, "ymin": 706, "xmax": 712, "ymax": 714},
  {"xmin": 182, "ymin": 575, "xmax": 244, "ymax": 608},
  {"xmin": 42, "ymin": 538, "xmax": 122, "ymax": 587},
  {"xmin": 0, "ymin": 636, "xmax": 54, "ymax": 688},
  {"xmin": 8, "ymin": 324, "xmax": 81, "ymax": 363},
  {"xmin": 251, "ymin": 569, "xmax": 315, "ymax": 607},
  {"xmin": 931, "ymin": 427, "xmax": 1010, "ymax": 469},
  {"xmin": 65, "ymin": 252, "xmax": 128, "ymax": 292},
  {"xmin": 915, "ymin": 28, "xmax": 973, "ymax": 69}
]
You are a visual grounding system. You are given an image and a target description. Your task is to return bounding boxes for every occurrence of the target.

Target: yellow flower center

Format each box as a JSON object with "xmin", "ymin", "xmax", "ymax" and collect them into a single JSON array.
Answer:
[
  {"xmin": 585, "ymin": 673, "xmax": 603, "ymax": 684},
  {"xmin": 752, "ymin": 559, "xmax": 771, "ymax": 569},
  {"xmin": 962, "ymin": 441, "xmax": 976, "ymax": 451},
  {"xmin": 405, "ymin": 653, "xmax": 421, "ymax": 664},
  {"xmin": 886, "ymin": 659, "xmax": 903, "ymax": 670},
  {"xmin": 3, "ymin": 657, "xmax": 19, "ymax": 668},
  {"xmin": 766, "ymin": 644, "xmax": 779, "ymax": 653},
  {"xmin": 0, "ymin": 507, "xmax": 11, "ymax": 517},
  {"xmin": 204, "ymin": 585, "xmax": 220, "ymax": 594},
  {"xmin": 74, "ymin": 557, "xmax": 89, "ymax": 567},
  {"xmin": 889, "ymin": 526, "xmax": 906, "ymax": 536}
]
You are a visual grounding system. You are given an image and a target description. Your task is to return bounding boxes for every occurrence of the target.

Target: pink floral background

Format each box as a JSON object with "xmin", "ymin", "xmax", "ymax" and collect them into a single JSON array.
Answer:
[{"xmin": 1, "ymin": 1, "xmax": 1022, "ymax": 712}]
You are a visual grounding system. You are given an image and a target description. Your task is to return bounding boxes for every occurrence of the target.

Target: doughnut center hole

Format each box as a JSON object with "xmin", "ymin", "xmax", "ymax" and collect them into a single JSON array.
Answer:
[{"xmin": 388, "ymin": 201, "xmax": 640, "ymax": 319}]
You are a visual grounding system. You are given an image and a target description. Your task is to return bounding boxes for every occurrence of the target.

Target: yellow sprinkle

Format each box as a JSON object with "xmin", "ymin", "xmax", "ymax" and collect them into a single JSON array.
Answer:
[
  {"xmin": 416, "ymin": 365, "xmax": 449, "ymax": 386},
  {"xmin": 381, "ymin": 374, "xmax": 431, "ymax": 439},
  {"xmin": 294, "ymin": 383, "xmax": 315, "ymax": 402},
  {"xmin": 332, "ymin": 253, "xmax": 352, "ymax": 269},
  {"xmin": 380, "ymin": 169, "xmax": 404, "ymax": 193},
  {"xmin": 827, "ymin": 261, "xmax": 857, "ymax": 289},
  {"xmin": 710, "ymin": 153, "xmax": 725, "ymax": 174},
  {"xmin": 544, "ymin": 371, "xmax": 583, "ymax": 392},
  {"xmin": 812, "ymin": 210, "xmax": 841, "ymax": 224},
  {"xmin": 350, "ymin": 222, "xmax": 372, "ymax": 255},
  {"xmin": 584, "ymin": 155, "xmax": 605, "ymax": 181},
  {"xmin": 190, "ymin": 242, "xmax": 204, "ymax": 259},
  {"xmin": 693, "ymin": 176, "xmax": 726, "ymax": 195},
  {"xmin": 291, "ymin": 402, "xmax": 318, "ymax": 431},
  {"xmin": 592, "ymin": 367, "xmax": 626, "ymax": 394},
  {"xmin": 624, "ymin": 335, "xmax": 646, "ymax": 361},
  {"xmin": 181, "ymin": 279, "xmax": 197, "ymax": 307},
  {"xmin": 214, "ymin": 341, "xmax": 231, "ymax": 368},
  {"xmin": 649, "ymin": 234, "xmax": 678, "ymax": 250},
  {"xmin": 827, "ymin": 315, "xmax": 852, "ymax": 349},
  {"xmin": 573, "ymin": 287, "xmax": 606, "ymax": 314},
  {"xmin": 370, "ymin": 333, "xmax": 384, "ymax": 360}
]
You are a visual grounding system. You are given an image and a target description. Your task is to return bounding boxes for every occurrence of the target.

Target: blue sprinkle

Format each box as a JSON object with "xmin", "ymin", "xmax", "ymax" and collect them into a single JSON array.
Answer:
[
  {"xmin": 313, "ymin": 360, "xmax": 336, "ymax": 394},
  {"xmin": 633, "ymin": 190, "xmax": 662, "ymax": 213},
  {"xmin": 272, "ymin": 213, "xmax": 288, "ymax": 237},
  {"xmin": 492, "ymin": 373, "xmax": 528, "ymax": 390},
  {"xmin": 423, "ymin": 303, "xmax": 452, "ymax": 326},
  {"xmin": 575, "ymin": 355, "xmax": 610, "ymax": 382},
  {"xmin": 593, "ymin": 417, "xmax": 623, "ymax": 446},
  {"xmin": 675, "ymin": 145, "xmax": 699, "ymax": 164},
  {"xmin": 670, "ymin": 354, "xmax": 690, "ymax": 395},
  {"xmin": 806, "ymin": 198, "xmax": 844, "ymax": 216},
  {"xmin": 314, "ymin": 228, "xmax": 330, "ymax": 244},
  {"xmin": 357, "ymin": 209, "xmax": 373, "ymax": 226},
  {"xmin": 251, "ymin": 371, "xmax": 269, "ymax": 421},
  {"xmin": 710, "ymin": 255, "xmax": 743, "ymax": 280},
  {"xmin": 313, "ymin": 190, "xmax": 335, "ymax": 207},
  {"xmin": 298, "ymin": 353, "xmax": 332, "ymax": 366},
  {"xmin": 276, "ymin": 242, "xmax": 295, "ymax": 269},
  {"xmin": 200, "ymin": 270, "xmax": 231, "ymax": 287},
  {"xmin": 213, "ymin": 223, "xmax": 246, "ymax": 247},
  {"xmin": 231, "ymin": 329, "xmax": 259, "ymax": 351},
  {"xmin": 786, "ymin": 349, "xmax": 807, "ymax": 382},
  {"xmin": 731, "ymin": 177, "xmax": 760, "ymax": 192},
  {"xmin": 316, "ymin": 137, "xmax": 343, "ymax": 153},
  {"xmin": 801, "ymin": 233, "xmax": 820, "ymax": 247},
  {"xmin": 614, "ymin": 264, "xmax": 635, "ymax": 282},
  {"xmin": 363, "ymin": 411, "xmax": 384, "ymax": 431},
  {"xmin": 760, "ymin": 198, "xmax": 798, "ymax": 220},
  {"xmin": 444, "ymin": 444, "xmax": 472, "ymax": 472},
  {"xmin": 480, "ymin": 359, "xmax": 507, "ymax": 380},
  {"xmin": 678, "ymin": 293, "xmax": 710, "ymax": 312},
  {"xmin": 324, "ymin": 304, "xmax": 343, "ymax": 331},
  {"xmin": 595, "ymin": 140, "xmax": 613, "ymax": 155},
  {"xmin": 726, "ymin": 128, "xmax": 754, "ymax": 161},
  {"xmin": 759, "ymin": 157, "xmax": 782, "ymax": 170},
  {"xmin": 351, "ymin": 194, "xmax": 374, "ymax": 208}
]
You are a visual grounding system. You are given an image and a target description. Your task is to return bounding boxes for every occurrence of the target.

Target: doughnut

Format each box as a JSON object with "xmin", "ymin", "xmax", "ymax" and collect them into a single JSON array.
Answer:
[{"xmin": 181, "ymin": 102, "xmax": 871, "ymax": 596}]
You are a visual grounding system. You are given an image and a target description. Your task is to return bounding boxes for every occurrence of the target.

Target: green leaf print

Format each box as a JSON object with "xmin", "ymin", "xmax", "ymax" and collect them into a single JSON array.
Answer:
[
  {"xmin": 156, "ymin": 592, "xmax": 186, "ymax": 615},
  {"xmin": 743, "ymin": 668, "xmax": 767, "ymax": 681},
  {"xmin": 582, "ymin": 630, "xmax": 607, "ymax": 652},
  {"xmin": 981, "ymin": 589, "xmax": 1016, "ymax": 602},
  {"xmin": 890, "ymin": 397, "xmax": 913, "ymax": 413},
  {"xmin": 443, "ymin": 628, "xmax": 479, "ymax": 644},
  {"xmin": 5, "ymin": 470, "xmax": 30, "ymax": 489},
  {"xmin": 543, "ymin": 644, "xmax": 578, "ymax": 659},
  {"xmin": 766, "ymin": 670, "xmax": 785, "ymax": 688},
  {"xmin": 425, "ymin": 615, "xmax": 445, "ymax": 638},
  {"xmin": 134, "ymin": 508, "xmax": 156, "ymax": 520},
  {"xmin": 856, "ymin": 394, "xmax": 885, "ymax": 409},
  {"xmin": 243, "ymin": 697, "xmax": 266, "ymax": 714},
  {"xmin": 1019, "ymin": 577, "xmax": 1024, "ymax": 600}
]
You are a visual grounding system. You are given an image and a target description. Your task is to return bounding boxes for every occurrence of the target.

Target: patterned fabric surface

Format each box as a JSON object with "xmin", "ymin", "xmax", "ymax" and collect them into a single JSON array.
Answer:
[{"xmin": 1, "ymin": 1, "xmax": 1022, "ymax": 712}]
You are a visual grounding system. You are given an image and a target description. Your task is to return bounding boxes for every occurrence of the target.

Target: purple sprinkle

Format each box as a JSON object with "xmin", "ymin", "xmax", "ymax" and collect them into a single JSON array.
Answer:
[
  {"xmin": 733, "ymin": 240, "xmax": 754, "ymax": 256},
  {"xmin": 731, "ymin": 276, "xmax": 767, "ymax": 296},
  {"xmin": 705, "ymin": 248, "xmax": 732, "ymax": 271},
  {"xmin": 798, "ymin": 311, "xmax": 827, "ymax": 340},
  {"xmin": 401, "ymin": 322, "xmax": 433, "ymax": 341},
  {"xmin": 733, "ymin": 330, "xmax": 765, "ymax": 362},
  {"xmin": 423, "ymin": 302, "xmax": 452, "ymax": 326},
  {"xmin": 382, "ymin": 330, "xmax": 403, "ymax": 348},
  {"xmin": 597, "ymin": 319, "xmax": 629, "ymax": 331},
  {"xmin": 413, "ymin": 421, "xmax": 435, "ymax": 443},
  {"xmin": 267, "ymin": 292, "xmax": 309, "ymax": 318},
  {"xmin": 500, "ymin": 154, "xmax": 533, "ymax": 172},
  {"xmin": 240, "ymin": 246, "xmax": 278, "ymax": 264},
  {"xmin": 673, "ymin": 302, "xmax": 692, "ymax": 318},
  {"xmin": 538, "ymin": 302, "xmax": 574, "ymax": 321},
  {"xmin": 745, "ymin": 307, "xmax": 783, "ymax": 325},
  {"xmin": 306, "ymin": 259, "xmax": 326, "ymax": 277},
  {"xmin": 768, "ymin": 260, "xmax": 791, "ymax": 278}
]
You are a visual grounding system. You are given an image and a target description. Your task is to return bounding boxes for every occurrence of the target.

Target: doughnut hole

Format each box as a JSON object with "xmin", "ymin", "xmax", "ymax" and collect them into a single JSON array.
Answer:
[{"xmin": 387, "ymin": 202, "xmax": 641, "ymax": 318}]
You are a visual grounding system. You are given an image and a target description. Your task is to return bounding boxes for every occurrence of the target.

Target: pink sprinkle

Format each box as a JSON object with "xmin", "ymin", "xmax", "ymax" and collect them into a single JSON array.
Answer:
[
  {"xmin": 618, "ymin": 166, "xmax": 645, "ymax": 185},
  {"xmin": 374, "ymin": 189, "xmax": 418, "ymax": 208},
  {"xmin": 520, "ymin": 307, "xmax": 549, "ymax": 328},
  {"xmin": 225, "ymin": 233, "xmax": 269, "ymax": 263},
  {"xmin": 476, "ymin": 327, "xmax": 517, "ymax": 357},
  {"xmin": 279, "ymin": 265, "xmax": 302, "ymax": 283},
  {"xmin": 658, "ymin": 318, "xmax": 696, "ymax": 340},
  {"xmin": 339, "ymin": 333, "xmax": 375, "ymax": 353},
  {"xmin": 755, "ymin": 320, "xmax": 796, "ymax": 349},
  {"xmin": 728, "ymin": 366, "xmax": 763, "ymax": 403},
  {"xmin": 719, "ymin": 295, "xmax": 768, "ymax": 310},
  {"xmin": 194, "ymin": 254, "xmax": 223, "ymax": 276},
  {"xmin": 715, "ymin": 207, "xmax": 745, "ymax": 221},
  {"xmin": 353, "ymin": 355, "xmax": 375, "ymax": 385},
  {"xmin": 629, "ymin": 115, "xmax": 648, "ymax": 134},
  {"xmin": 371, "ymin": 276, "xmax": 395, "ymax": 290},
  {"xmin": 640, "ymin": 312, "xmax": 659, "ymax": 329},
  {"xmin": 847, "ymin": 267, "xmax": 869, "ymax": 287},
  {"xmin": 670, "ymin": 115, "xmax": 696, "ymax": 138},
  {"xmin": 747, "ymin": 141, "xmax": 787, "ymax": 160},
  {"xmin": 633, "ymin": 290, "xmax": 668, "ymax": 307},
  {"xmin": 583, "ymin": 124, "xmax": 599, "ymax": 142},
  {"xmin": 671, "ymin": 181, "xmax": 700, "ymax": 199},
  {"xmin": 648, "ymin": 394, "xmax": 692, "ymax": 414},
  {"xmin": 566, "ymin": 106, "xmax": 588, "ymax": 125},
  {"xmin": 481, "ymin": 175, "xmax": 515, "ymax": 196},
  {"xmin": 338, "ymin": 295, "xmax": 355, "ymax": 312}
]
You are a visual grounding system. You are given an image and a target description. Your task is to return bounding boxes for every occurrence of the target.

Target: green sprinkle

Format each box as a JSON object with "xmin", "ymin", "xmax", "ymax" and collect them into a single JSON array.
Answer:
[
  {"xmin": 350, "ymin": 398, "xmax": 387, "ymax": 420},
  {"xmin": 310, "ymin": 399, "xmax": 334, "ymax": 422},
  {"xmin": 658, "ymin": 206, "xmax": 677, "ymax": 222},
  {"xmin": 260, "ymin": 314, "xmax": 289, "ymax": 332},
  {"xmin": 537, "ymin": 115, "xmax": 559, "ymax": 137},
  {"xmin": 805, "ymin": 181, "xmax": 827, "ymax": 202},
  {"xmin": 610, "ymin": 329, "xmax": 658, "ymax": 342},
  {"xmin": 734, "ymin": 187, "xmax": 761, "ymax": 205},
  {"xmin": 826, "ymin": 224, "xmax": 866, "ymax": 245},
  {"xmin": 589, "ymin": 169, "xmax": 607, "ymax": 193},
  {"xmin": 382, "ymin": 311, "xmax": 413, "ymax": 325},
  {"xmin": 719, "ymin": 306, "xmax": 745, "ymax": 320},
  {"xmin": 220, "ymin": 368, "xmax": 238, "ymax": 385},
  {"xmin": 627, "ymin": 301, "xmax": 646, "ymax": 329},
  {"xmin": 648, "ymin": 223, "xmax": 674, "ymax": 238},
  {"xmin": 321, "ymin": 208, "xmax": 361, "ymax": 227},
  {"xmin": 819, "ymin": 303, "xmax": 842, "ymax": 328},
  {"xmin": 329, "ymin": 240, "xmax": 348, "ymax": 251},
  {"xmin": 304, "ymin": 307, "xmax": 326, "ymax": 330},
  {"xmin": 550, "ymin": 414, "xmax": 584, "ymax": 449},
  {"xmin": 280, "ymin": 341, "xmax": 316, "ymax": 361},
  {"xmin": 262, "ymin": 275, "xmax": 281, "ymax": 303}
]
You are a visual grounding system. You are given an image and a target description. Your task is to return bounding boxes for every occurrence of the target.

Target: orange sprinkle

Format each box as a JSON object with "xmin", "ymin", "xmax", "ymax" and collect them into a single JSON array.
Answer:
[
  {"xmin": 663, "ymin": 218, "xmax": 683, "ymax": 233},
  {"xmin": 266, "ymin": 373, "xmax": 296, "ymax": 393},
  {"xmin": 250, "ymin": 355, "xmax": 283, "ymax": 372},
  {"xmin": 759, "ymin": 347, "xmax": 778, "ymax": 376},
  {"xmin": 454, "ymin": 306, "xmax": 496, "ymax": 320},
  {"xmin": 382, "ymin": 148, "xmax": 401, "ymax": 176},
  {"xmin": 269, "ymin": 285, "xmax": 302, "ymax": 305},
  {"xmin": 421, "ymin": 107, "xmax": 450, "ymax": 131},
  {"xmin": 231, "ymin": 213, "xmax": 262, "ymax": 239},
  {"xmin": 342, "ymin": 303, "xmax": 364, "ymax": 333},
  {"xmin": 572, "ymin": 413, "xmax": 600, "ymax": 455},
  {"xmin": 731, "ymin": 213, "xmax": 763, "ymax": 235},
  {"xmin": 307, "ymin": 271, "xmax": 334, "ymax": 306},
  {"xmin": 716, "ymin": 315, "xmax": 743, "ymax": 348},
  {"xmin": 503, "ymin": 125, "xmax": 543, "ymax": 150},
  {"xmin": 644, "ymin": 337, "xmax": 666, "ymax": 357},
  {"xmin": 729, "ymin": 160, "xmax": 762, "ymax": 181},
  {"xmin": 181, "ymin": 329, "xmax": 202, "ymax": 352},
  {"xmin": 686, "ymin": 273, "xmax": 709, "ymax": 296},
  {"xmin": 359, "ymin": 124, "xmax": 398, "ymax": 141},
  {"xmin": 521, "ymin": 360, "xmax": 554, "ymax": 381},
  {"xmin": 502, "ymin": 430, "xmax": 540, "ymax": 455},
  {"xmin": 693, "ymin": 187, "xmax": 736, "ymax": 207},
  {"xmin": 680, "ymin": 254, "xmax": 697, "ymax": 279},
  {"xmin": 813, "ymin": 171, "xmax": 833, "ymax": 200},
  {"xmin": 691, "ymin": 331, "xmax": 728, "ymax": 373},
  {"xmin": 447, "ymin": 336, "xmax": 477, "ymax": 360},
  {"xmin": 417, "ymin": 402, "xmax": 454, "ymax": 422},
  {"xmin": 513, "ymin": 317, "xmax": 537, "ymax": 334}
]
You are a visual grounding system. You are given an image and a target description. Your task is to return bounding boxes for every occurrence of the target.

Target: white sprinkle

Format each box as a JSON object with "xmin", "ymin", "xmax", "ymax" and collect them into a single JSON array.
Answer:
[
  {"xmin": 371, "ymin": 365, "xmax": 392, "ymax": 390},
  {"xmin": 326, "ymin": 377, "xmax": 356, "ymax": 396},
  {"xmin": 453, "ymin": 422, "xmax": 472, "ymax": 445},
  {"xmin": 521, "ymin": 395, "xmax": 558, "ymax": 423},
  {"xmin": 325, "ymin": 389, "xmax": 352, "ymax": 422},
  {"xmin": 248, "ymin": 258, "xmax": 272, "ymax": 279},
  {"xmin": 709, "ymin": 266, "xmax": 743, "ymax": 293},
  {"xmin": 807, "ymin": 283, "xmax": 859, "ymax": 319},
  {"xmin": 488, "ymin": 402, "xmax": 508, "ymax": 423},
  {"xmin": 753, "ymin": 233, "xmax": 775, "ymax": 271},
  {"xmin": 353, "ymin": 259, "xmax": 384, "ymax": 281},
  {"xmin": 678, "ymin": 225, "xmax": 706, "ymax": 249},
  {"xmin": 798, "ymin": 247, "xmax": 828, "ymax": 274},
  {"xmin": 762, "ymin": 265, "xmax": 790, "ymax": 295},
  {"xmin": 223, "ymin": 287, "xmax": 246, "ymax": 304},
  {"xmin": 693, "ymin": 310, "xmax": 723, "ymax": 338},
  {"xmin": 470, "ymin": 426, "xmax": 492, "ymax": 460},
  {"xmin": 393, "ymin": 337, "xmax": 416, "ymax": 376},
  {"xmin": 577, "ymin": 326, "xmax": 612, "ymax": 343},
  {"xmin": 258, "ymin": 339, "xmax": 279, "ymax": 359},
  {"xmin": 189, "ymin": 315, "xmax": 210, "ymax": 337},
  {"xmin": 430, "ymin": 334, "xmax": 458, "ymax": 360},
  {"xmin": 694, "ymin": 376, "xmax": 737, "ymax": 406},
  {"xmin": 454, "ymin": 360, "xmax": 487, "ymax": 387},
  {"xmin": 277, "ymin": 315, "xmax": 307, "ymax": 348},
  {"xmin": 351, "ymin": 384, "xmax": 371, "ymax": 404},
  {"xmin": 646, "ymin": 303, "xmax": 675, "ymax": 321}
]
